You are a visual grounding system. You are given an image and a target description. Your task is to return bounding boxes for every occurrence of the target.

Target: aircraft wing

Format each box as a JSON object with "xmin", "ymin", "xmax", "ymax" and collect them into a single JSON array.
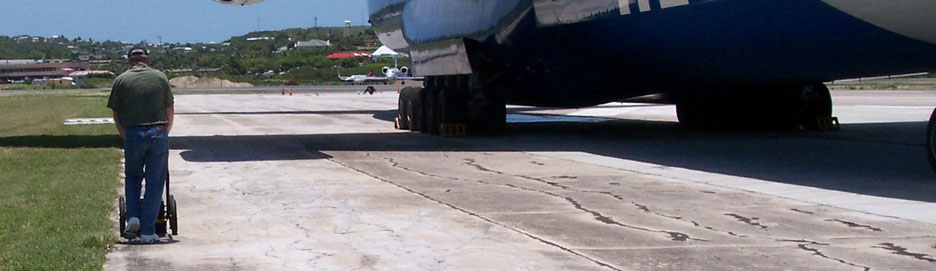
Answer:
[
  {"xmin": 337, "ymin": 75, "xmax": 392, "ymax": 82},
  {"xmin": 361, "ymin": 77, "xmax": 391, "ymax": 82}
]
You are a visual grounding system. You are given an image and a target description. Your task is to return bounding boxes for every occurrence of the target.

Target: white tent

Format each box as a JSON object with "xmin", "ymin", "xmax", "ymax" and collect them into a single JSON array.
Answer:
[{"xmin": 372, "ymin": 46, "xmax": 407, "ymax": 59}]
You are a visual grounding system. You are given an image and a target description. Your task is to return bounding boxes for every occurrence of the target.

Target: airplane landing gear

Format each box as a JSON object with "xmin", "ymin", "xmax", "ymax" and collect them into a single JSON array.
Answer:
[{"xmin": 395, "ymin": 75, "xmax": 506, "ymax": 136}]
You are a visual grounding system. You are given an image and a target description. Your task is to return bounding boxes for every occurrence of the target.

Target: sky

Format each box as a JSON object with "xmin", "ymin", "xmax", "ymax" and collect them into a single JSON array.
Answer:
[{"xmin": 0, "ymin": 0, "xmax": 368, "ymax": 43}]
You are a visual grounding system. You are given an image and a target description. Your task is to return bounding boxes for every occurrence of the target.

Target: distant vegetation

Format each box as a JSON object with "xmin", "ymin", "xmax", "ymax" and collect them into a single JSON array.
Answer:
[{"xmin": 2, "ymin": 26, "xmax": 410, "ymax": 86}]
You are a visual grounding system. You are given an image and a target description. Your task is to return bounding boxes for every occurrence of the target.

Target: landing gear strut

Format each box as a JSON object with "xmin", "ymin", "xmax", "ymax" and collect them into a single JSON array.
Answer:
[{"xmin": 396, "ymin": 75, "xmax": 506, "ymax": 136}]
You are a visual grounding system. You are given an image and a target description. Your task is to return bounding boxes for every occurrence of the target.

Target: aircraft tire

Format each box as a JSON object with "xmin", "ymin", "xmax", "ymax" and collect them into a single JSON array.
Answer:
[
  {"xmin": 118, "ymin": 196, "xmax": 127, "ymax": 237},
  {"xmin": 927, "ymin": 108, "xmax": 936, "ymax": 173},
  {"xmin": 749, "ymin": 89, "xmax": 803, "ymax": 130},
  {"xmin": 800, "ymin": 83, "xmax": 833, "ymax": 131},
  {"xmin": 424, "ymin": 86, "xmax": 441, "ymax": 135},
  {"xmin": 414, "ymin": 87, "xmax": 426, "ymax": 132},
  {"xmin": 168, "ymin": 195, "xmax": 178, "ymax": 236},
  {"xmin": 397, "ymin": 87, "xmax": 413, "ymax": 130},
  {"xmin": 440, "ymin": 76, "xmax": 469, "ymax": 126},
  {"xmin": 676, "ymin": 103, "xmax": 705, "ymax": 129},
  {"xmin": 677, "ymin": 102, "xmax": 725, "ymax": 129},
  {"xmin": 407, "ymin": 88, "xmax": 424, "ymax": 132}
]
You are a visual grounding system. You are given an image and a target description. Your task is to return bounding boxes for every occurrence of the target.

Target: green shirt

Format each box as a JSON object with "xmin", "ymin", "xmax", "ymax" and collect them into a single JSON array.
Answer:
[{"xmin": 107, "ymin": 63, "xmax": 174, "ymax": 128}]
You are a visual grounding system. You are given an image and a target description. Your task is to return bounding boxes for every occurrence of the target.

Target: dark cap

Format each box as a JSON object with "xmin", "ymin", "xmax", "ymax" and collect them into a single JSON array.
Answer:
[{"xmin": 127, "ymin": 45, "xmax": 149, "ymax": 59}]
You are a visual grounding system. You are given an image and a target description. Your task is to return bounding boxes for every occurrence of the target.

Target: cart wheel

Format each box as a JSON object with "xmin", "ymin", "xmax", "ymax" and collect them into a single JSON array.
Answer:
[
  {"xmin": 118, "ymin": 196, "xmax": 127, "ymax": 236},
  {"xmin": 155, "ymin": 201, "xmax": 167, "ymax": 237},
  {"xmin": 168, "ymin": 195, "xmax": 178, "ymax": 235}
]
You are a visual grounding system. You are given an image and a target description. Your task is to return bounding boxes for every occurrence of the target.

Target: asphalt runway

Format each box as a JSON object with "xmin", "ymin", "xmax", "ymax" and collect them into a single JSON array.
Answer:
[{"xmin": 106, "ymin": 90, "xmax": 936, "ymax": 270}]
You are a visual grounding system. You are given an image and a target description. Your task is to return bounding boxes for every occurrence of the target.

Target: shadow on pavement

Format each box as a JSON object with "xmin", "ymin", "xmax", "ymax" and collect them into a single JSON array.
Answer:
[{"xmin": 169, "ymin": 119, "xmax": 936, "ymax": 202}]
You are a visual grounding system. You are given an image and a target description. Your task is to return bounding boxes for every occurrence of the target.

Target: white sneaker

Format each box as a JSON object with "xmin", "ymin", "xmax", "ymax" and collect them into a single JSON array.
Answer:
[
  {"xmin": 140, "ymin": 234, "xmax": 161, "ymax": 244},
  {"xmin": 123, "ymin": 218, "xmax": 140, "ymax": 239}
]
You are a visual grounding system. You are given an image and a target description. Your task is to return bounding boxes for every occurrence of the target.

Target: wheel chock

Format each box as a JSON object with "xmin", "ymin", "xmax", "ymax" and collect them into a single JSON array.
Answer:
[
  {"xmin": 816, "ymin": 117, "xmax": 841, "ymax": 131},
  {"xmin": 440, "ymin": 123, "xmax": 467, "ymax": 137}
]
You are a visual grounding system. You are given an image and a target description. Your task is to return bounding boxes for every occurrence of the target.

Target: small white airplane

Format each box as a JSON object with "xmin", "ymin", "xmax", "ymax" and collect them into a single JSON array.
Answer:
[{"xmin": 338, "ymin": 66, "xmax": 423, "ymax": 85}]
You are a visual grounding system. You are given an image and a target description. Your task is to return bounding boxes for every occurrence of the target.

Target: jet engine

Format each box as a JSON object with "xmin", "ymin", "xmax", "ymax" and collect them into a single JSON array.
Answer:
[
  {"xmin": 382, "ymin": 67, "xmax": 391, "ymax": 75},
  {"xmin": 400, "ymin": 66, "xmax": 410, "ymax": 76}
]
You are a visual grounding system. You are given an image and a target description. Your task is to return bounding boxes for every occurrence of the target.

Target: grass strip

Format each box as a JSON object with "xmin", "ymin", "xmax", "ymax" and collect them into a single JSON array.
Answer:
[{"xmin": 0, "ymin": 94, "xmax": 121, "ymax": 271}]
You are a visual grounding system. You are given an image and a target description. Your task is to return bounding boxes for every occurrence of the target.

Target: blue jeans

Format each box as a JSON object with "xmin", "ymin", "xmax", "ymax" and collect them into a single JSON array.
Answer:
[{"xmin": 123, "ymin": 125, "xmax": 169, "ymax": 236}]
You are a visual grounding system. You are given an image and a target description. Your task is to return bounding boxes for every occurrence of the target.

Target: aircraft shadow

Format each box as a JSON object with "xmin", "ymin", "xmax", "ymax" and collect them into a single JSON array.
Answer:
[{"xmin": 168, "ymin": 118, "xmax": 936, "ymax": 202}]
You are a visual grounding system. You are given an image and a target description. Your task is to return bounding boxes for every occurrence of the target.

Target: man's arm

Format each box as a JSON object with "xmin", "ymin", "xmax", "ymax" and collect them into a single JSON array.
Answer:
[
  {"xmin": 112, "ymin": 110, "xmax": 125, "ymax": 140},
  {"xmin": 166, "ymin": 105, "xmax": 174, "ymax": 133}
]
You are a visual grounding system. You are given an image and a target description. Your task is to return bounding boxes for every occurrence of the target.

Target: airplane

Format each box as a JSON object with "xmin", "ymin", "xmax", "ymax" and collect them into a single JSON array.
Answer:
[
  {"xmin": 338, "ymin": 66, "xmax": 423, "ymax": 85},
  {"xmin": 215, "ymin": 0, "xmax": 936, "ymax": 171}
]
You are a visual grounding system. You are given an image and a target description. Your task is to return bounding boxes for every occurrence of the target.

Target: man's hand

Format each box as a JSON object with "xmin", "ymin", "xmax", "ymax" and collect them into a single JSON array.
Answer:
[{"xmin": 166, "ymin": 105, "xmax": 174, "ymax": 134}]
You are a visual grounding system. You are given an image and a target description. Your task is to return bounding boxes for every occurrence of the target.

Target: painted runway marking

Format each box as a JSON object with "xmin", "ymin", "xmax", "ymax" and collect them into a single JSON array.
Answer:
[{"xmin": 64, "ymin": 118, "xmax": 114, "ymax": 125}]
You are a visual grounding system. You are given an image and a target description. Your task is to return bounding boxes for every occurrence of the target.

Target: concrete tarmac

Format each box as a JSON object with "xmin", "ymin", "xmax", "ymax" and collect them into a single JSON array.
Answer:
[{"xmin": 106, "ymin": 90, "xmax": 936, "ymax": 271}]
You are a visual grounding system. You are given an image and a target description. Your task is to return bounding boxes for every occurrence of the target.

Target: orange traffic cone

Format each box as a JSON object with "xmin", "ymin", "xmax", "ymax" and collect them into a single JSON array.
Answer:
[{"xmin": 289, "ymin": 88, "xmax": 293, "ymax": 96}]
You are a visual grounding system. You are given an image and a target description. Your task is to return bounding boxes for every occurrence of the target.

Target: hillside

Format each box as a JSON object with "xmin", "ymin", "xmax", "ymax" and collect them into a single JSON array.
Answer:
[{"xmin": 2, "ymin": 26, "xmax": 405, "ymax": 86}]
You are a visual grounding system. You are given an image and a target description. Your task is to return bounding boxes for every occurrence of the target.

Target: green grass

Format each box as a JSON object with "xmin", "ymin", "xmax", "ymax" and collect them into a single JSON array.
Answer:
[{"xmin": 0, "ymin": 95, "xmax": 122, "ymax": 271}]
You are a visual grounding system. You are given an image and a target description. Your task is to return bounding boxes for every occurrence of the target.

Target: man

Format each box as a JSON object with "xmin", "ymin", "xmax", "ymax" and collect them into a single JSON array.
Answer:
[{"xmin": 107, "ymin": 45, "xmax": 174, "ymax": 244}]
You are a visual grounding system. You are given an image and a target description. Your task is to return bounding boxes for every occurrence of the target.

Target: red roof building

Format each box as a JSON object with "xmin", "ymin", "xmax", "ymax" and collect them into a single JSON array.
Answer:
[{"xmin": 326, "ymin": 52, "xmax": 373, "ymax": 60}]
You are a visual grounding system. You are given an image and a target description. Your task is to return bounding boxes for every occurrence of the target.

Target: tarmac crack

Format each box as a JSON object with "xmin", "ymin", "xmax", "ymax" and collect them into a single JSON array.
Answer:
[
  {"xmin": 461, "ymin": 158, "xmax": 704, "ymax": 242},
  {"xmin": 797, "ymin": 243, "xmax": 871, "ymax": 271},
  {"xmin": 790, "ymin": 208, "xmax": 815, "ymax": 215},
  {"xmin": 564, "ymin": 197, "xmax": 704, "ymax": 242},
  {"xmin": 462, "ymin": 158, "xmax": 627, "ymax": 200},
  {"xmin": 873, "ymin": 243, "xmax": 936, "ymax": 263},
  {"xmin": 378, "ymin": 155, "xmax": 875, "ymax": 261},
  {"xmin": 725, "ymin": 213, "xmax": 769, "ymax": 230},
  {"xmin": 631, "ymin": 202, "xmax": 752, "ymax": 238},
  {"xmin": 328, "ymin": 157, "xmax": 624, "ymax": 271},
  {"xmin": 827, "ymin": 219, "xmax": 883, "ymax": 232}
]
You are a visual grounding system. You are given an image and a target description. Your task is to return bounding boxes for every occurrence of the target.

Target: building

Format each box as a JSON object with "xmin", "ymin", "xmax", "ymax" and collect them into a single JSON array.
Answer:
[
  {"xmin": 0, "ymin": 59, "xmax": 42, "ymax": 66},
  {"xmin": 295, "ymin": 39, "xmax": 330, "ymax": 50},
  {"xmin": 0, "ymin": 60, "xmax": 90, "ymax": 81},
  {"xmin": 246, "ymin": 37, "xmax": 273, "ymax": 42},
  {"xmin": 68, "ymin": 70, "xmax": 115, "ymax": 84},
  {"xmin": 344, "ymin": 20, "xmax": 352, "ymax": 37}
]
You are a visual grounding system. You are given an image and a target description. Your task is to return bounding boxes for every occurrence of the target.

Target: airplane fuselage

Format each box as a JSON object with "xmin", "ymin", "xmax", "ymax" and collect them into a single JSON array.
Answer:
[{"xmin": 368, "ymin": 0, "xmax": 936, "ymax": 107}]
